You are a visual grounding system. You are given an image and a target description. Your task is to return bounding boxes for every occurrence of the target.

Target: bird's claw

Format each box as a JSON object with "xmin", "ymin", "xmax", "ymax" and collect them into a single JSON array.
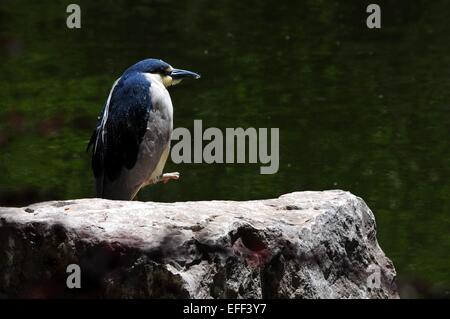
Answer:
[{"xmin": 160, "ymin": 172, "xmax": 180, "ymax": 184}]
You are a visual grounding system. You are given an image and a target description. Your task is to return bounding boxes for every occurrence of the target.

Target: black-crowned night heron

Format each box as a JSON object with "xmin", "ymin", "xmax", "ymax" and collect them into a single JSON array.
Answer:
[{"xmin": 87, "ymin": 58, "xmax": 200, "ymax": 200}]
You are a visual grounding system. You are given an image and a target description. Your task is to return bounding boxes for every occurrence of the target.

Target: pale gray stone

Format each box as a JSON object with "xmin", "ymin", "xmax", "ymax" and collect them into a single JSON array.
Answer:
[{"xmin": 0, "ymin": 190, "xmax": 398, "ymax": 298}]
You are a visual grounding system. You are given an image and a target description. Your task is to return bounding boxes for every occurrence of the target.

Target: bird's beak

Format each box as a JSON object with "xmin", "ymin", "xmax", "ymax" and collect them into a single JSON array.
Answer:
[{"xmin": 170, "ymin": 68, "xmax": 201, "ymax": 80}]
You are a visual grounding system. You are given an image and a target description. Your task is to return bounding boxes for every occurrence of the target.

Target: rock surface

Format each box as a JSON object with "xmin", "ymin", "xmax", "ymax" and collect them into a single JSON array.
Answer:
[{"xmin": 0, "ymin": 190, "xmax": 398, "ymax": 298}]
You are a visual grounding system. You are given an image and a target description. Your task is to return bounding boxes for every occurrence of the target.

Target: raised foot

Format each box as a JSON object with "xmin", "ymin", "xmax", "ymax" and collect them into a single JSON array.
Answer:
[{"xmin": 160, "ymin": 172, "xmax": 180, "ymax": 184}]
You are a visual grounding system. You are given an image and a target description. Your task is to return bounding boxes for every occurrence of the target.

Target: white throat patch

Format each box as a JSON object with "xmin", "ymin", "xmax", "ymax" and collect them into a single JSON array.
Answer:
[{"xmin": 145, "ymin": 73, "xmax": 181, "ymax": 87}]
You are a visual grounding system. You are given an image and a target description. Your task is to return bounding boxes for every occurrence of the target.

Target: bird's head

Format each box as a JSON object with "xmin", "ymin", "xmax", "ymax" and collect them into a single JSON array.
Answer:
[{"xmin": 125, "ymin": 58, "xmax": 200, "ymax": 87}]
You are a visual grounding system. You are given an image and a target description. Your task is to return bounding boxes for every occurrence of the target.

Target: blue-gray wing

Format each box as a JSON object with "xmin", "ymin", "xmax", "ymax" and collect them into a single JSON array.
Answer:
[{"xmin": 87, "ymin": 73, "xmax": 152, "ymax": 197}]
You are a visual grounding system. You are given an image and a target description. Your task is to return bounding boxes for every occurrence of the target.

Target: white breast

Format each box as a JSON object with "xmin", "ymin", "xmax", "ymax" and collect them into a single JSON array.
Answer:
[{"xmin": 144, "ymin": 73, "xmax": 174, "ymax": 131}]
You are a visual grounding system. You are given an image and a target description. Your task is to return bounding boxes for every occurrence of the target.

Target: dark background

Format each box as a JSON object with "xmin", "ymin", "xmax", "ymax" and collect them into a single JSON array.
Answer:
[{"xmin": 0, "ymin": 0, "xmax": 448, "ymax": 298}]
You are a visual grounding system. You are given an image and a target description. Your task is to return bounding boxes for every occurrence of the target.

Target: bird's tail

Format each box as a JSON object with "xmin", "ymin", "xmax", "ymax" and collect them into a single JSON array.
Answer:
[{"xmin": 87, "ymin": 127, "xmax": 106, "ymax": 198}]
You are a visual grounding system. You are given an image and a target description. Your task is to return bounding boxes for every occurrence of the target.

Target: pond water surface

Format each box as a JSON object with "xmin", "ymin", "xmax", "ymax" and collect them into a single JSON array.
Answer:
[{"xmin": 0, "ymin": 0, "xmax": 448, "ymax": 297}]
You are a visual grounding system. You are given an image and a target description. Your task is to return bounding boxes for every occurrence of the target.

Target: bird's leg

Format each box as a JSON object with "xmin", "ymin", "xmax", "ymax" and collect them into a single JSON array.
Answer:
[{"xmin": 158, "ymin": 172, "xmax": 180, "ymax": 184}]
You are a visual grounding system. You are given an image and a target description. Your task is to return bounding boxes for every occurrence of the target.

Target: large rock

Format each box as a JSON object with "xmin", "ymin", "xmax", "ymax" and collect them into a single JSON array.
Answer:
[{"xmin": 0, "ymin": 190, "xmax": 398, "ymax": 298}]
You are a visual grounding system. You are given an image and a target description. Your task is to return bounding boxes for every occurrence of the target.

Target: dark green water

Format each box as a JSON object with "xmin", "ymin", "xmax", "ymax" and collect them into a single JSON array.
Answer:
[{"xmin": 0, "ymin": 0, "xmax": 448, "ymax": 298}]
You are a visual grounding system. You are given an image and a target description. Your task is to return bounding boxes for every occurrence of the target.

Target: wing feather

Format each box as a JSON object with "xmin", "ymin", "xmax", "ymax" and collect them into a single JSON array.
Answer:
[{"xmin": 88, "ymin": 73, "xmax": 152, "ymax": 197}]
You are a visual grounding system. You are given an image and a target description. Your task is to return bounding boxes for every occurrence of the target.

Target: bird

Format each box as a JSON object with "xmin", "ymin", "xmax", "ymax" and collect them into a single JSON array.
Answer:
[{"xmin": 87, "ymin": 58, "xmax": 200, "ymax": 200}]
